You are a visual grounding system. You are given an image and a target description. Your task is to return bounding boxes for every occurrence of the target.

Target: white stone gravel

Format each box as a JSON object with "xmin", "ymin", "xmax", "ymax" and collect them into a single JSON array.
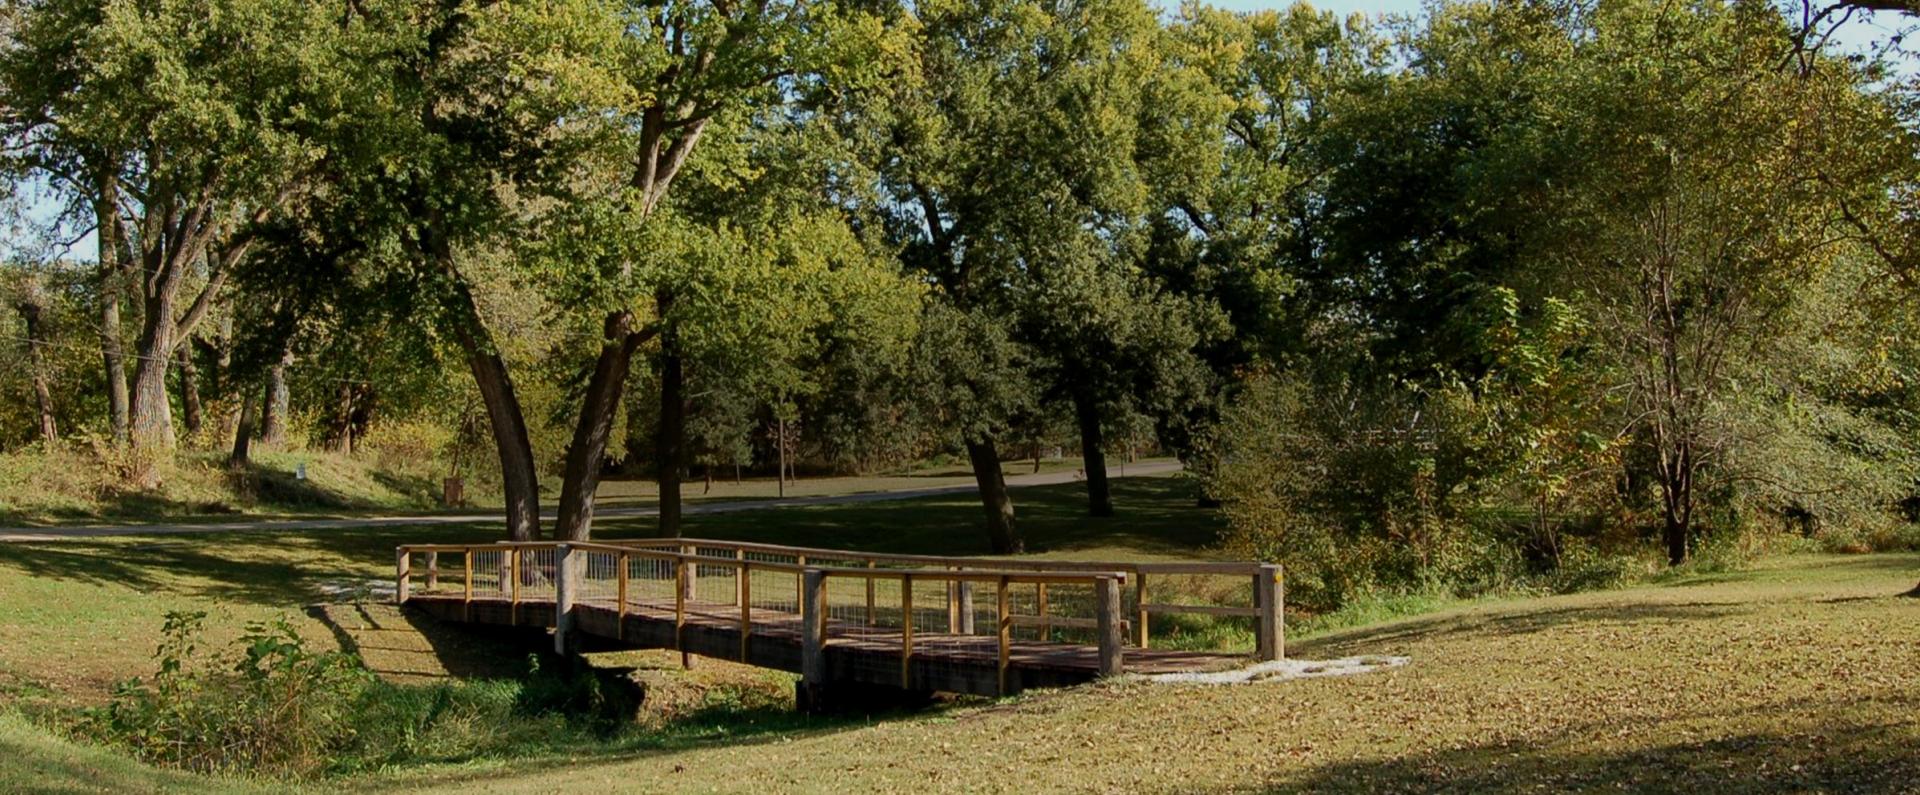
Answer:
[{"xmin": 1144, "ymin": 655, "xmax": 1410, "ymax": 685}]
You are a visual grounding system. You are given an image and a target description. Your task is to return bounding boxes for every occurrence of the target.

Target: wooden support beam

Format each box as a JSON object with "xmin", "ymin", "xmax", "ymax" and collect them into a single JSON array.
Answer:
[
  {"xmin": 865, "ymin": 560, "xmax": 876, "ymax": 626},
  {"xmin": 900, "ymin": 572, "xmax": 914, "ymax": 689},
  {"xmin": 997, "ymin": 575, "xmax": 1011, "ymax": 696},
  {"xmin": 1036, "ymin": 582, "xmax": 1049, "ymax": 640},
  {"xmin": 675, "ymin": 555, "xmax": 689, "ymax": 668},
  {"xmin": 739, "ymin": 561, "xmax": 753, "ymax": 662},
  {"xmin": 1255, "ymin": 564, "xmax": 1285, "ymax": 662},
  {"xmin": 1095, "ymin": 575, "xmax": 1123, "ymax": 677},
  {"xmin": 617, "ymin": 552, "xmax": 629, "ymax": 640},
  {"xmin": 509, "ymin": 548, "xmax": 521, "ymax": 625},
  {"xmin": 1135, "ymin": 572, "xmax": 1149, "ymax": 648},
  {"xmin": 800, "ymin": 568, "xmax": 827, "ymax": 694},
  {"xmin": 734, "ymin": 548, "xmax": 746, "ymax": 606},
  {"xmin": 462, "ymin": 549, "xmax": 473, "ymax": 622},
  {"xmin": 956, "ymin": 579, "xmax": 975, "ymax": 634},
  {"xmin": 553, "ymin": 544, "xmax": 577, "ymax": 655},
  {"xmin": 395, "ymin": 548, "xmax": 410, "ymax": 604}
]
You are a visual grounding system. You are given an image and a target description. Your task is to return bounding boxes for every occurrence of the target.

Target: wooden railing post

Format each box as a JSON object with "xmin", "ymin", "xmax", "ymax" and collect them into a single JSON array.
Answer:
[
  {"xmin": 1036, "ymin": 582, "xmax": 1050, "ymax": 640},
  {"xmin": 1135, "ymin": 571, "xmax": 1150, "ymax": 648},
  {"xmin": 462, "ymin": 548, "xmax": 473, "ymax": 621},
  {"xmin": 865, "ymin": 559, "xmax": 876, "ymax": 626},
  {"xmin": 679, "ymin": 544, "xmax": 697, "ymax": 605},
  {"xmin": 799, "ymin": 568, "xmax": 828, "ymax": 711},
  {"xmin": 425, "ymin": 550, "xmax": 438, "ymax": 590},
  {"xmin": 510, "ymin": 548, "xmax": 524, "ymax": 625},
  {"xmin": 1255, "ymin": 564, "xmax": 1285, "ymax": 662},
  {"xmin": 1095, "ymin": 575, "xmax": 1124, "ymax": 677},
  {"xmin": 900, "ymin": 572, "xmax": 914, "ymax": 689},
  {"xmin": 734, "ymin": 548, "xmax": 746, "ymax": 606},
  {"xmin": 738, "ymin": 561, "xmax": 753, "ymax": 662},
  {"xmin": 553, "ymin": 544, "xmax": 578, "ymax": 655},
  {"xmin": 675, "ymin": 552, "xmax": 689, "ymax": 668},
  {"xmin": 996, "ymin": 576, "xmax": 1011, "ymax": 695},
  {"xmin": 956, "ymin": 579, "xmax": 975, "ymax": 634},
  {"xmin": 395, "ymin": 548, "xmax": 410, "ymax": 604},
  {"xmin": 616, "ymin": 552, "xmax": 629, "ymax": 640}
]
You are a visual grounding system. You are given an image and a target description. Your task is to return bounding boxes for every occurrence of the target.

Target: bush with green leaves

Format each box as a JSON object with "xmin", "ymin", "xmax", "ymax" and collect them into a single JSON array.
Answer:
[{"xmin": 86, "ymin": 611, "xmax": 373, "ymax": 778}]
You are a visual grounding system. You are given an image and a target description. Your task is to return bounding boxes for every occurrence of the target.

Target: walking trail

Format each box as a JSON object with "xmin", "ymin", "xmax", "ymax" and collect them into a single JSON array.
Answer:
[{"xmin": 0, "ymin": 460, "xmax": 1183, "ymax": 543}]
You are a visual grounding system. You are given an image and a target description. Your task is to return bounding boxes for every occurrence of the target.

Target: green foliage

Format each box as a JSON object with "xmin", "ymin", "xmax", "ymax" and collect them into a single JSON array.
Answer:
[{"xmin": 87, "ymin": 611, "xmax": 373, "ymax": 778}]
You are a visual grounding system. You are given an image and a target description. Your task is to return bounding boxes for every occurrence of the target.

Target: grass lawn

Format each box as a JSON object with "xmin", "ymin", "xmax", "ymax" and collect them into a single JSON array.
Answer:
[
  {"xmin": 377, "ymin": 553, "xmax": 1920, "ymax": 794},
  {"xmin": 1, "ymin": 472, "xmax": 1916, "ymax": 792}
]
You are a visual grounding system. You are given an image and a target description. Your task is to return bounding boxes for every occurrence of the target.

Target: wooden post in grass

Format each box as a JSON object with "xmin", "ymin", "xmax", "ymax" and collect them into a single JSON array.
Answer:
[
  {"xmin": 553, "ymin": 544, "xmax": 578, "ymax": 655},
  {"xmin": 1095, "ymin": 575, "xmax": 1123, "ymax": 677},
  {"xmin": 1255, "ymin": 564, "xmax": 1285, "ymax": 662},
  {"xmin": 799, "ymin": 568, "xmax": 827, "ymax": 710}
]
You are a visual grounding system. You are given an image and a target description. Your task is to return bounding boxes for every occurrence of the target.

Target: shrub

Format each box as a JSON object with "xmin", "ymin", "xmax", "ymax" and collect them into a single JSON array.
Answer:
[{"xmin": 84, "ymin": 611, "xmax": 373, "ymax": 778}]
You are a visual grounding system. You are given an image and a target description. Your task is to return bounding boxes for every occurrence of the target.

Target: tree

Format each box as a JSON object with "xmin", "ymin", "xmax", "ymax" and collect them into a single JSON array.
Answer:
[{"xmin": 0, "ymin": 0, "xmax": 339, "ymax": 463}]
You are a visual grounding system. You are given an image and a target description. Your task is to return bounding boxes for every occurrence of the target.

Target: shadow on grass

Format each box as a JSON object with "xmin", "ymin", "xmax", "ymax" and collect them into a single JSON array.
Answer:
[
  {"xmin": 1298, "ymin": 600, "xmax": 1753, "ymax": 657},
  {"xmin": 1250, "ymin": 715, "xmax": 1919, "ymax": 793}
]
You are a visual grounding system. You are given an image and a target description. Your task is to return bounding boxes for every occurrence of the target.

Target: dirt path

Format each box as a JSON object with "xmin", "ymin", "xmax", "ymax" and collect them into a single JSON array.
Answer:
[{"xmin": 0, "ymin": 460, "xmax": 1182, "ymax": 542}]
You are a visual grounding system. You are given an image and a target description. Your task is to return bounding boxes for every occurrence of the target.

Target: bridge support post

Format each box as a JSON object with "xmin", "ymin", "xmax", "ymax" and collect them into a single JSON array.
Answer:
[
  {"xmin": 1255, "ymin": 564, "xmax": 1284, "ymax": 662},
  {"xmin": 395, "ymin": 548, "xmax": 410, "ymax": 604},
  {"xmin": 553, "ymin": 544, "xmax": 579, "ymax": 655},
  {"xmin": 955, "ymin": 580, "xmax": 975, "ymax": 634},
  {"xmin": 1095, "ymin": 575, "xmax": 1123, "ymax": 677},
  {"xmin": 797, "ymin": 568, "xmax": 828, "ymax": 712}
]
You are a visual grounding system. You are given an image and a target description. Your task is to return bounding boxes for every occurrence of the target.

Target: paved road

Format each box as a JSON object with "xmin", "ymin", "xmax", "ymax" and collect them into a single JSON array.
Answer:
[{"xmin": 0, "ymin": 460, "xmax": 1183, "ymax": 543}]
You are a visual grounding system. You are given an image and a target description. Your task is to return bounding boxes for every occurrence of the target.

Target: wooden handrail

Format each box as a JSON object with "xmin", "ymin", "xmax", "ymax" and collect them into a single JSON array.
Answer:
[{"xmin": 610, "ymin": 536, "xmax": 1269, "ymax": 577}]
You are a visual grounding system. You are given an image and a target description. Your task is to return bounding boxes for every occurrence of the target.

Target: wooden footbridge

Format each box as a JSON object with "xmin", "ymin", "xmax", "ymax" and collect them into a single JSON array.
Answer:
[{"xmin": 395, "ymin": 538, "xmax": 1282, "ymax": 705}]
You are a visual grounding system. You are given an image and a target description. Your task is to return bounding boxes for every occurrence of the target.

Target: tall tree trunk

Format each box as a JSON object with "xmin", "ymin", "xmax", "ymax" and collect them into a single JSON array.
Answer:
[
  {"xmin": 1072, "ymin": 389, "xmax": 1113, "ymax": 517},
  {"xmin": 177, "ymin": 346, "xmax": 202, "ymax": 441},
  {"xmin": 128, "ymin": 290, "xmax": 178, "ymax": 452},
  {"xmin": 95, "ymin": 175, "xmax": 131, "ymax": 444},
  {"xmin": 229, "ymin": 388, "xmax": 257, "ymax": 467},
  {"xmin": 965, "ymin": 436, "xmax": 1020, "ymax": 553},
  {"xmin": 441, "ymin": 259, "xmax": 541, "ymax": 541},
  {"xmin": 17, "ymin": 283, "xmax": 58, "ymax": 446},
  {"xmin": 555, "ymin": 311, "xmax": 654, "ymax": 541},
  {"xmin": 330, "ymin": 382, "xmax": 355, "ymax": 454},
  {"xmin": 657, "ymin": 340, "xmax": 686, "ymax": 537},
  {"xmin": 211, "ymin": 316, "xmax": 240, "ymax": 442},
  {"xmin": 262, "ymin": 344, "xmax": 291, "ymax": 446}
]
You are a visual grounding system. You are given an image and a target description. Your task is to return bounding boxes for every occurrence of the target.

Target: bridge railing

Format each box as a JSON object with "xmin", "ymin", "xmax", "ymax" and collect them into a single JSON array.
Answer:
[
  {"xmin": 608, "ymin": 537, "xmax": 1283, "ymax": 660},
  {"xmin": 394, "ymin": 539, "xmax": 1281, "ymax": 692}
]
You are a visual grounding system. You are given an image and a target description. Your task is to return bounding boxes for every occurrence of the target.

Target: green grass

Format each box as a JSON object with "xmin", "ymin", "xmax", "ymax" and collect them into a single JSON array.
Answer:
[
  {"xmin": 375, "ymin": 553, "xmax": 1920, "ymax": 794},
  {"xmin": 2, "ymin": 471, "xmax": 1917, "ymax": 792}
]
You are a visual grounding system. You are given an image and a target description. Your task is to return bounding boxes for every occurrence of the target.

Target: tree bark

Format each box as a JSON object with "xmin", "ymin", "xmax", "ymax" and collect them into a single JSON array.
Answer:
[
  {"xmin": 966, "ymin": 436, "xmax": 1021, "ymax": 553},
  {"xmin": 1072, "ymin": 389, "xmax": 1113, "ymax": 517},
  {"xmin": 554, "ymin": 311, "xmax": 655, "ymax": 541},
  {"xmin": 17, "ymin": 284, "xmax": 58, "ymax": 447},
  {"xmin": 657, "ymin": 339, "xmax": 686, "ymax": 537},
  {"xmin": 95, "ymin": 176, "xmax": 130, "ymax": 444},
  {"xmin": 441, "ymin": 260, "xmax": 541, "ymax": 541},
  {"xmin": 329, "ymin": 382, "xmax": 355, "ymax": 454},
  {"xmin": 229, "ymin": 388, "xmax": 257, "ymax": 467},
  {"xmin": 177, "ymin": 346, "xmax": 202, "ymax": 440},
  {"xmin": 262, "ymin": 344, "xmax": 291, "ymax": 446}
]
